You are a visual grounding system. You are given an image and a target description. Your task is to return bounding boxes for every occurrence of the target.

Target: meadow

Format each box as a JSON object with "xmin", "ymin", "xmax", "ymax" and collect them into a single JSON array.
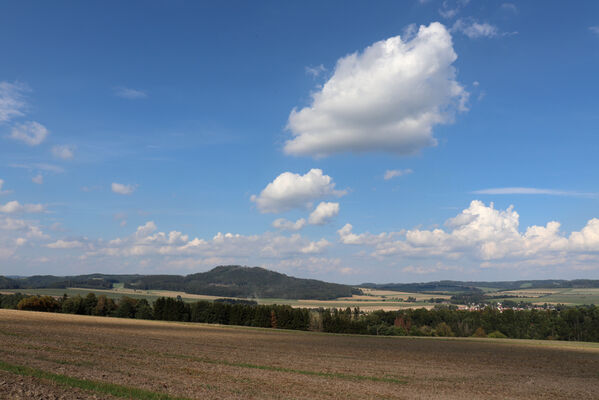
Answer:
[{"xmin": 1, "ymin": 309, "xmax": 599, "ymax": 399}]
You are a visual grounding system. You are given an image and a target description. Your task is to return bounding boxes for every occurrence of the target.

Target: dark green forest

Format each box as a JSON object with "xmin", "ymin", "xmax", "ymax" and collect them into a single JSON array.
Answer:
[{"xmin": 2, "ymin": 292, "xmax": 598, "ymax": 343}]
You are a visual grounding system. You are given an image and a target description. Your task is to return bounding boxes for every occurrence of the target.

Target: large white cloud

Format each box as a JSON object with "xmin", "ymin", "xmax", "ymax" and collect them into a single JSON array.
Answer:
[
  {"xmin": 251, "ymin": 169, "xmax": 346, "ymax": 213},
  {"xmin": 308, "ymin": 202, "xmax": 339, "ymax": 225},
  {"xmin": 284, "ymin": 22, "xmax": 467, "ymax": 157}
]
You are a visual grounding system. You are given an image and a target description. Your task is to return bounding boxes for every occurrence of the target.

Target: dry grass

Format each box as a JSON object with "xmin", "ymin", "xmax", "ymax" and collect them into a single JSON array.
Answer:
[{"xmin": 1, "ymin": 309, "xmax": 598, "ymax": 399}]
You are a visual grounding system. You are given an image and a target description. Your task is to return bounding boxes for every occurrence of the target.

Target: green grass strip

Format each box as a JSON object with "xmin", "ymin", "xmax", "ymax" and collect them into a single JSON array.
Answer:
[
  {"xmin": 168, "ymin": 353, "xmax": 406, "ymax": 384},
  {"xmin": 0, "ymin": 360, "xmax": 190, "ymax": 400}
]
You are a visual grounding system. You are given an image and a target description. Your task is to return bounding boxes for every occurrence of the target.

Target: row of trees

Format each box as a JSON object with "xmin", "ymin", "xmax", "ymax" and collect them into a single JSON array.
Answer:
[{"xmin": 2, "ymin": 292, "xmax": 598, "ymax": 342}]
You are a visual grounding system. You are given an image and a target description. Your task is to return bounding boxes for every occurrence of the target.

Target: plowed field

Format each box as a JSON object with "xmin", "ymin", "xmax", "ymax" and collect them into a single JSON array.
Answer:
[{"xmin": 1, "ymin": 309, "xmax": 598, "ymax": 399}]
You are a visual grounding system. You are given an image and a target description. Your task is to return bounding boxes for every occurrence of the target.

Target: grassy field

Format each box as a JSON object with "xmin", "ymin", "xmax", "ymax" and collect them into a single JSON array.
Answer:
[{"xmin": 1, "ymin": 309, "xmax": 598, "ymax": 399}]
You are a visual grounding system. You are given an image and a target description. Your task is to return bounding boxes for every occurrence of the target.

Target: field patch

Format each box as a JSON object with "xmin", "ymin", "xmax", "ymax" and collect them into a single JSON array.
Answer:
[{"xmin": 1, "ymin": 309, "xmax": 599, "ymax": 399}]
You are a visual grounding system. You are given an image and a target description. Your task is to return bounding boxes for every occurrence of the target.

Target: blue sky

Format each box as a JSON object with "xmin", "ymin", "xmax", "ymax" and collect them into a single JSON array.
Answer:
[{"xmin": 1, "ymin": 0, "xmax": 598, "ymax": 283}]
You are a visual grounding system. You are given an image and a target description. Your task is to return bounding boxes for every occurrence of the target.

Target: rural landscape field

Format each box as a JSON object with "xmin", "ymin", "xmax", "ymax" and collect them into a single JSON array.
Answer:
[
  {"xmin": 2, "ymin": 1, "xmax": 599, "ymax": 399},
  {"xmin": 2, "ymin": 309, "xmax": 599, "ymax": 400}
]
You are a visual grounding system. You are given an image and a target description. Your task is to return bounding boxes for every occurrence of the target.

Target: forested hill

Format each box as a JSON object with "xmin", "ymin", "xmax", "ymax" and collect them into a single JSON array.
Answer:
[
  {"xmin": 124, "ymin": 266, "xmax": 360, "ymax": 300},
  {"xmin": 361, "ymin": 279, "xmax": 599, "ymax": 293},
  {"xmin": 0, "ymin": 266, "xmax": 361, "ymax": 300}
]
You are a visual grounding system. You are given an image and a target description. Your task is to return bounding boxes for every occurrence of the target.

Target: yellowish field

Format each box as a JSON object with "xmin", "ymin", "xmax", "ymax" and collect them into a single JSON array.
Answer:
[{"xmin": 1, "ymin": 309, "xmax": 599, "ymax": 399}]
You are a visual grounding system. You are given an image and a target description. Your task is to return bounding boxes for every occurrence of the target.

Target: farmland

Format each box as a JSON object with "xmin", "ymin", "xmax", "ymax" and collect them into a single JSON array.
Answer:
[
  {"xmin": 0, "ymin": 286, "xmax": 446, "ymax": 311},
  {"xmin": 1, "ymin": 310, "xmax": 599, "ymax": 399}
]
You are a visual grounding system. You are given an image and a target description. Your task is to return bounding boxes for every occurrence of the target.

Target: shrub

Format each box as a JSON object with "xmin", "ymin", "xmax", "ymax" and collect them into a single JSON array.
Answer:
[{"xmin": 488, "ymin": 330, "xmax": 508, "ymax": 339}]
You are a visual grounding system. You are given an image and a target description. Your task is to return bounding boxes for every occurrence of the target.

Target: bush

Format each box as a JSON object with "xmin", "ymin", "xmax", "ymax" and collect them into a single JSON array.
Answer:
[{"xmin": 488, "ymin": 330, "xmax": 508, "ymax": 339}]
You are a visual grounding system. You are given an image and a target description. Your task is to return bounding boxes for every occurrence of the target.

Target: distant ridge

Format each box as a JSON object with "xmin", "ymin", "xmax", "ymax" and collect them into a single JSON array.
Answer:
[
  {"xmin": 0, "ymin": 265, "xmax": 360, "ymax": 300},
  {"xmin": 361, "ymin": 279, "xmax": 599, "ymax": 293}
]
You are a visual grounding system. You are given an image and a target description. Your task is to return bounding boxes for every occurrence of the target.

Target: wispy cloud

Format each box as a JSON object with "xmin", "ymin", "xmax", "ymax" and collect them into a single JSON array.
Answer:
[
  {"xmin": 9, "ymin": 163, "xmax": 65, "ymax": 174},
  {"xmin": 501, "ymin": 3, "xmax": 518, "ymax": 13},
  {"xmin": 0, "ymin": 81, "xmax": 29, "ymax": 123},
  {"xmin": 305, "ymin": 64, "xmax": 326, "ymax": 78},
  {"xmin": 0, "ymin": 179, "xmax": 12, "ymax": 195},
  {"xmin": 472, "ymin": 187, "xmax": 597, "ymax": 197},
  {"xmin": 452, "ymin": 19, "xmax": 498, "ymax": 38},
  {"xmin": 590, "ymin": 26, "xmax": 599, "ymax": 36},
  {"xmin": 9, "ymin": 121, "xmax": 49, "ymax": 146},
  {"xmin": 384, "ymin": 169, "xmax": 413, "ymax": 180},
  {"xmin": 51, "ymin": 144, "xmax": 75, "ymax": 160},
  {"xmin": 114, "ymin": 87, "xmax": 148, "ymax": 99},
  {"xmin": 32, "ymin": 174, "xmax": 43, "ymax": 185}
]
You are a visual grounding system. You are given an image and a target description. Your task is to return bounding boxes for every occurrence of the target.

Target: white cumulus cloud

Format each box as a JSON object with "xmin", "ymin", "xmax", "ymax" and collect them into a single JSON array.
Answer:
[
  {"xmin": 308, "ymin": 202, "xmax": 339, "ymax": 225},
  {"xmin": 9, "ymin": 121, "xmax": 49, "ymax": 146},
  {"xmin": 251, "ymin": 169, "xmax": 346, "ymax": 213},
  {"xmin": 284, "ymin": 23, "xmax": 467, "ymax": 157},
  {"xmin": 338, "ymin": 200, "xmax": 599, "ymax": 268},
  {"xmin": 112, "ymin": 182, "xmax": 137, "ymax": 195}
]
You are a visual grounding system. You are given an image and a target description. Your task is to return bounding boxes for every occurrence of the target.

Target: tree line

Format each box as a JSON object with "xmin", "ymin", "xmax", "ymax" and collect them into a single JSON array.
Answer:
[{"xmin": 1, "ymin": 292, "xmax": 598, "ymax": 342}]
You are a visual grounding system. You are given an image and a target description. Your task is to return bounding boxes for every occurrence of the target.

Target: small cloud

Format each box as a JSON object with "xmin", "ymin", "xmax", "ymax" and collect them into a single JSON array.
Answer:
[
  {"xmin": 452, "ymin": 18, "xmax": 499, "ymax": 38},
  {"xmin": 32, "ymin": 174, "xmax": 43, "ymax": 185},
  {"xmin": 9, "ymin": 121, "xmax": 49, "ymax": 146},
  {"xmin": 112, "ymin": 182, "xmax": 137, "ymax": 195},
  {"xmin": 46, "ymin": 239, "xmax": 84, "ymax": 249},
  {"xmin": 0, "ymin": 200, "xmax": 45, "ymax": 214},
  {"xmin": 272, "ymin": 218, "xmax": 306, "ymax": 231},
  {"xmin": 384, "ymin": 169, "xmax": 413, "ymax": 180},
  {"xmin": 308, "ymin": 202, "xmax": 339, "ymax": 225},
  {"xmin": 113, "ymin": 212, "xmax": 128, "ymax": 227},
  {"xmin": 0, "ymin": 81, "xmax": 29, "ymax": 123},
  {"xmin": 51, "ymin": 145, "xmax": 75, "ymax": 160},
  {"xmin": 114, "ymin": 87, "xmax": 147, "ymax": 99},
  {"xmin": 590, "ymin": 26, "xmax": 599, "ymax": 36},
  {"xmin": 305, "ymin": 64, "xmax": 326, "ymax": 78},
  {"xmin": 0, "ymin": 179, "xmax": 12, "ymax": 195},
  {"xmin": 9, "ymin": 163, "xmax": 64, "ymax": 174},
  {"xmin": 501, "ymin": 3, "xmax": 518, "ymax": 13}
]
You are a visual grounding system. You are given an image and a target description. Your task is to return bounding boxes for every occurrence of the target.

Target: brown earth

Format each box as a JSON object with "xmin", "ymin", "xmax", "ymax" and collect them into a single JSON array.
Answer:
[{"xmin": 1, "ymin": 309, "xmax": 598, "ymax": 399}]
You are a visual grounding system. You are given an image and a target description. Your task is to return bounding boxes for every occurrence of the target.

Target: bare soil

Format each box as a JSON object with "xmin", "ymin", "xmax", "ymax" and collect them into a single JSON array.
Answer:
[{"xmin": 1, "ymin": 309, "xmax": 598, "ymax": 399}]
